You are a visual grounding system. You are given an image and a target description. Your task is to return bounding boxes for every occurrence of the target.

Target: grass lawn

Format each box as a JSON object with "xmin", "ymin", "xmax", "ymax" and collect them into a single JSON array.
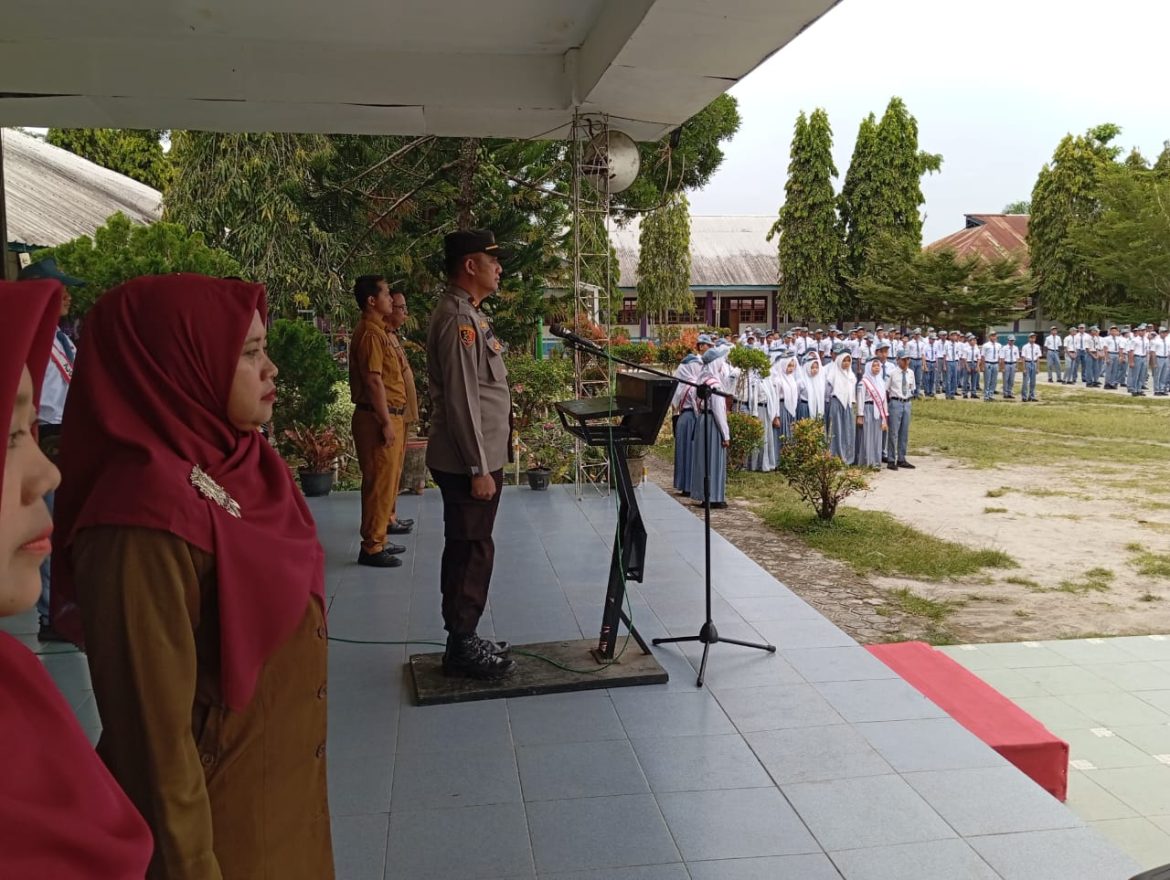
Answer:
[
  {"xmin": 909, "ymin": 386, "xmax": 1170, "ymax": 469},
  {"xmin": 727, "ymin": 470, "xmax": 1016, "ymax": 580}
]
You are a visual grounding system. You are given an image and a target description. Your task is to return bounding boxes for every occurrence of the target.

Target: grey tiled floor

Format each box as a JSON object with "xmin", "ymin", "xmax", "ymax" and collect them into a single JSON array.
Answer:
[
  {"xmin": 3, "ymin": 483, "xmax": 1146, "ymax": 879},
  {"xmin": 943, "ymin": 638, "xmax": 1170, "ymax": 871}
]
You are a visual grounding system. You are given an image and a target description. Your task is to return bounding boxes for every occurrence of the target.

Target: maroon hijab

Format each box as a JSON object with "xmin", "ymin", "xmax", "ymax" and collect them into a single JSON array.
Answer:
[
  {"xmin": 0, "ymin": 279, "xmax": 153, "ymax": 878},
  {"xmin": 53, "ymin": 274, "xmax": 325, "ymax": 710}
]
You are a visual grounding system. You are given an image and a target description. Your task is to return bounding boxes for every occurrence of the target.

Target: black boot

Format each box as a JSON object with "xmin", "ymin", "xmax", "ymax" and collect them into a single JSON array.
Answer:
[
  {"xmin": 443, "ymin": 634, "xmax": 515, "ymax": 680},
  {"xmin": 472, "ymin": 634, "xmax": 512, "ymax": 657}
]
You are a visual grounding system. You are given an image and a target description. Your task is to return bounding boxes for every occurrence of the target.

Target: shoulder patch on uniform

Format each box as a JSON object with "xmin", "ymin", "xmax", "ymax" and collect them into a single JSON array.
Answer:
[{"xmin": 458, "ymin": 324, "xmax": 476, "ymax": 347}]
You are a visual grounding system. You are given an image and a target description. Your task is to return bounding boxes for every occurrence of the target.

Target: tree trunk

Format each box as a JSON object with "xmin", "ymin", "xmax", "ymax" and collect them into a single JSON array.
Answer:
[{"xmin": 455, "ymin": 138, "xmax": 481, "ymax": 231}]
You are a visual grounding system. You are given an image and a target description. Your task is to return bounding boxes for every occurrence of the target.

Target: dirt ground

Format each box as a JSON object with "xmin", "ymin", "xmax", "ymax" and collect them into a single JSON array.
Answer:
[{"xmin": 645, "ymin": 449, "xmax": 1170, "ymax": 645}]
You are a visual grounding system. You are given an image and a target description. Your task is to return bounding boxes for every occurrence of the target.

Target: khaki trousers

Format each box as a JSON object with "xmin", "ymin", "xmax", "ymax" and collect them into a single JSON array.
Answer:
[{"xmin": 353, "ymin": 410, "xmax": 405, "ymax": 554}]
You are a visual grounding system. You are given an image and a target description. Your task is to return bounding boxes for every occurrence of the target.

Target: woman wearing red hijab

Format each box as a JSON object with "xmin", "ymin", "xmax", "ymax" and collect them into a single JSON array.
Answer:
[
  {"xmin": 52, "ymin": 275, "xmax": 334, "ymax": 879},
  {"xmin": 0, "ymin": 279, "xmax": 153, "ymax": 878}
]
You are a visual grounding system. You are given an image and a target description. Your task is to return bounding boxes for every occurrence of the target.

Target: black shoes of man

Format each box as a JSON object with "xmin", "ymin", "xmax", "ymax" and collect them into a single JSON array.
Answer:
[
  {"xmin": 387, "ymin": 518, "xmax": 414, "ymax": 535},
  {"xmin": 443, "ymin": 633, "xmax": 515, "ymax": 680},
  {"xmin": 357, "ymin": 544, "xmax": 406, "ymax": 568}
]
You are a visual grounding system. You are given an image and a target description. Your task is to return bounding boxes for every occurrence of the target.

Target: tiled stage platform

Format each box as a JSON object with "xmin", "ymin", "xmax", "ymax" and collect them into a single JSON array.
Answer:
[{"xmin": 6, "ymin": 482, "xmax": 1149, "ymax": 879}]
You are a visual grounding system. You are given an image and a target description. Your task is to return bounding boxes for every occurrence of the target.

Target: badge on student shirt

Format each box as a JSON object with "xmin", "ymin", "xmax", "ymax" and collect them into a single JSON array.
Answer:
[{"xmin": 458, "ymin": 324, "xmax": 476, "ymax": 347}]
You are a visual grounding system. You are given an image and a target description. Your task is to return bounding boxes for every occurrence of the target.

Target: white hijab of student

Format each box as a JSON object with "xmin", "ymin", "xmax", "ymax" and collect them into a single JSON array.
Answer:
[{"xmin": 799, "ymin": 353, "xmax": 827, "ymax": 419}]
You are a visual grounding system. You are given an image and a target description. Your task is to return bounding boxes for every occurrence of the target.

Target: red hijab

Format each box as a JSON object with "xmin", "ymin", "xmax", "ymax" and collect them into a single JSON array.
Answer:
[
  {"xmin": 0, "ymin": 279, "xmax": 153, "ymax": 878},
  {"xmin": 52, "ymin": 274, "xmax": 325, "ymax": 710}
]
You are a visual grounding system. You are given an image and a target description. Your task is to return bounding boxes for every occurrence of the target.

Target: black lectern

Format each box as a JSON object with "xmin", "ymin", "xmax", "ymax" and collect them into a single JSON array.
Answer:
[{"xmin": 555, "ymin": 370, "xmax": 676, "ymax": 661}]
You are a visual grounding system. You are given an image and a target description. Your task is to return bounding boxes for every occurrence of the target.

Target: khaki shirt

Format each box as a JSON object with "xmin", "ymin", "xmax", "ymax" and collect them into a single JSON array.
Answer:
[
  {"xmin": 425, "ymin": 285, "xmax": 510, "ymax": 475},
  {"xmin": 348, "ymin": 316, "xmax": 406, "ymax": 409},
  {"xmin": 388, "ymin": 329, "xmax": 420, "ymax": 424}
]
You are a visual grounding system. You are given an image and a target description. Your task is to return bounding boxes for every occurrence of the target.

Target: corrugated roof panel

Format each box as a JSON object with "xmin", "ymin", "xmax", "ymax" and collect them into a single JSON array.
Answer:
[{"xmin": 611, "ymin": 214, "xmax": 779, "ymax": 288}]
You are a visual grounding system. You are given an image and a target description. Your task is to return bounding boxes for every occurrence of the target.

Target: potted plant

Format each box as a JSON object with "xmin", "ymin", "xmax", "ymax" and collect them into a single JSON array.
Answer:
[
  {"xmin": 624, "ymin": 443, "xmax": 648, "ymax": 486},
  {"xmin": 519, "ymin": 419, "xmax": 576, "ymax": 490},
  {"xmin": 283, "ymin": 424, "xmax": 347, "ymax": 497}
]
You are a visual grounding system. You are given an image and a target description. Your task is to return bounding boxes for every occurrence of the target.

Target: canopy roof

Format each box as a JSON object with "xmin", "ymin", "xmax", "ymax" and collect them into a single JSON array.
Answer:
[
  {"xmin": 611, "ymin": 214, "xmax": 778, "ymax": 288},
  {"xmin": 0, "ymin": 0, "xmax": 837, "ymax": 141}
]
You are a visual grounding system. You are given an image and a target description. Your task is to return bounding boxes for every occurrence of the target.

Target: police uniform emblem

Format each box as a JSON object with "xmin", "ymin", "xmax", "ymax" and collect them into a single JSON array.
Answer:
[{"xmin": 458, "ymin": 324, "xmax": 476, "ymax": 347}]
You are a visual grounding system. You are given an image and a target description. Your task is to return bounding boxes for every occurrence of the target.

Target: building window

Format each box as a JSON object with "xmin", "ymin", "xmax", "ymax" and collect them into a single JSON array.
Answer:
[
  {"xmin": 616, "ymin": 296, "xmax": 639, "ymax": 324},
  {"xmin": 718, "ymin": 296, "xmax": 768, "ymax": 328}
]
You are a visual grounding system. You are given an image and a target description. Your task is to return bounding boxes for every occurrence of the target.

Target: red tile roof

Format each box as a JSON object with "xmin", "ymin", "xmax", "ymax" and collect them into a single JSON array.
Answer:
[{"xmin": 925, "ymin": 214, "xmax": 1029, "ymax": 270}]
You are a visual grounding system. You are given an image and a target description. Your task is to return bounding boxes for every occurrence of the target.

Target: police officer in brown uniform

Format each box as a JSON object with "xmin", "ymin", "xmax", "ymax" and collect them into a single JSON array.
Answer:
[
  {"xmin": 349, "ymin": 275, "xmax": 409, "ymax": 568},
  {"xmin": 427, "ymin": 230, "xmax": 515, "ymax": 679}
]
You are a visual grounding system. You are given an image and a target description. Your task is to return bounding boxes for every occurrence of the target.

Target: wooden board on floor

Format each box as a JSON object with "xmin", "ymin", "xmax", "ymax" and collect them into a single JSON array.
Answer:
[{"xmin": 409, "ymin": 638, "xmax": 668, "ymax": 705}]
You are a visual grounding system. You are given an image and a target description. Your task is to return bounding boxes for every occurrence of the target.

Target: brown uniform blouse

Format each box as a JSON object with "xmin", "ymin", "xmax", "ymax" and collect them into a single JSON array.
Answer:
[{"xmin": 73, "ymin": 526, "xmax": 334, "ymax": 880}]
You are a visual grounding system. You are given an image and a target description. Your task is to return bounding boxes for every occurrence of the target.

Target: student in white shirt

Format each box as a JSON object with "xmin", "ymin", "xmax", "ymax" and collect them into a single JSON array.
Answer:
[
  {"xmin": 1117, "ymin": 328, "xmax": 1132, "ymax": 388},
  {"xmin": 1020, "ymin": 332, "xmax": 1042, "ymax": 402},
  {"xmin": 1128, "ymin": 324, "xmax": 1151, "ymax": 395},
  {"xmin": 1154, "ymin": 326, "xmax": 1170, "ymax": 395},
  {"xmin": 1063, "ymin": 326, "xmax": 1082, "ymax": 384},
  {"xmin": 886, "ymin": 349, "xmax": 916, "ymax": 470},
  {"xmin": 1001, "ymin": 336, "xmax": 1020, "ymax": 399},
  {"xmin": 1044, "ymin": 326, "xmax": 1064, "ymax": 384}
]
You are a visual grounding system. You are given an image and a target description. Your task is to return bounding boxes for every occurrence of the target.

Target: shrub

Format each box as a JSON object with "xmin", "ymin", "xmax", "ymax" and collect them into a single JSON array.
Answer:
[
  {"xmin": 267, "ymin": 318, "xmax": 341, "ymax": 432},
  {"xmin": 282, "ymin": 424, "xmax": 347, "ymax": 473},
  {"xmin": 505, "ymin": 353, "xmax": 574, "ymax": 428},
  {"xmin": 727, "ymin": 345, "xmax": 771, "ymax": 374},
  {"xmin": 777, "ymin": 419, "xmax": 870, "ymax": 521},
  {"xmin": 657, "ymin": 341, "xmax": 692, "ymax": 366},
  {"xmin": 726, "ymin": 411, "xmax": 764, "ymax": 471},
  {"xmin": 610, "ymin": 341, "xmax": 658, "ymax": 364},
  {"xmin": 518, "ymin": 418, "xmax": 577, "ymax": 481}
]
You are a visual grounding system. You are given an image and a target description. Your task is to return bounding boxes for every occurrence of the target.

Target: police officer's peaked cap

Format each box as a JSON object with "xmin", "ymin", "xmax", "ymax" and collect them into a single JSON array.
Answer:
[{"xmin": 444, "ymin": 228, "xmax": 508, "ymax": 262}]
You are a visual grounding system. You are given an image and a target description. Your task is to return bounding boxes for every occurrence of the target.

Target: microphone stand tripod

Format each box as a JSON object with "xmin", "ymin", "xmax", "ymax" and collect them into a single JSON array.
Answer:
[{"xmin": 553, "ymin": 328, "xmax": 775, "ymax": 687}]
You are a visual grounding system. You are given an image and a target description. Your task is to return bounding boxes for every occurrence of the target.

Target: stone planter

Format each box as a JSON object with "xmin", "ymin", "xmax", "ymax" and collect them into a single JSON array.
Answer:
[
  {"xmin": 400, "ymin": 437, "xmax": 428, "ymax": 494},
  {"xmin": 526, "ymin": 467, "xmax": 552, "ymax": 490},
  {"xmin": 298, "ymin": 470, "xmax": 335, "ymax": 497}
]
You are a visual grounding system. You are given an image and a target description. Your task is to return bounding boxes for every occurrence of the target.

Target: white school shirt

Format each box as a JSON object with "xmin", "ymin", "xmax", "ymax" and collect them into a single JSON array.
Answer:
[
  {"xmin": 1103, "ymin": 335, "xmax": 1118, "ymax": 354},
  {"xmin": 931, "ymin": 340, "xmax": 945, "ymax": 360},
  {"xmin": 1002, "ymin": 344, "xmax": 1020, "ymax": 365},
  {"xmin": 942, "ymin": 340, "xmax": 956, "ymax": 361},
  {"xmin": 1093, "ymin": 335, "xmax": 1106, "ymax": 353},
  {"xmin": 1119, "ymin": 336, "xmax": 1132, "ymax": 354},
  {"xmin": 794, "ymin": 337, "xmax": 808, "ymax": 356},
  {"xmin": 1021, "ymin": 343, "xmax": 1042, "ymax": 362},
  {"xmin": 886, "ymin": 367, "xmax": 916, "ymax": 400},
  {"xmin": 1045, "ymin": 333, "xmax": 1063, "ymax": 353},
  {"xmin": 39, "ymin": 334, "xmax": 74, "ymax": 425},
  {"xmin": 1063, "ymin": 333, "xmax": 1077, "ymax": 352},
  {"xmin": 906, "ymin": 338, "xmax": 925, "ymax": 358},
  {"xmin": 980, "ymin": 340, "xmax": 1000, "ymax": 363},
  {"xmin": 1130, "ymin": 335, "xmax": 1149, "ymax": 357}
]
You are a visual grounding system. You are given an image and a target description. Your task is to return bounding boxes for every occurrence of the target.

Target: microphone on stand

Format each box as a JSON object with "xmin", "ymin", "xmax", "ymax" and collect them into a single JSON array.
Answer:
[{"xmin": 549, "ymin": 323, "xmax": 601, "ymax": 350}]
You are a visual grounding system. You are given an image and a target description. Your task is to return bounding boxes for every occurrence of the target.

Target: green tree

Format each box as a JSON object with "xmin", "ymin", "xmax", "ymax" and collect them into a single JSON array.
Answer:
[
  {"xmin": 839, "ymin": 98, "xmax": 942, "ymax": 317},
  {"xmin": 32, "ymin": 212, "xmax": 240, "ymax": 316},
  {"xmin": 266, "ymin": 318, "xmax": 340, "ymax": 433},
  {"xmin": 1028, "ymin": 124, "xmax": 1123, "ymax": 322},
  {"xmin": 636, "ymin": 191, "xmax": 692, "ymax": 326},
  {"xmin": 165, "ymin": 131, "xmax": 340, "ymax": 318},
  {"xmin": 46, "ymin": 128, "xmax": 172, "ymax": 190},
  {"xmin": 769, "ymin": 109, "xmax": 841, "ymax": 321},
  {"xmin": 1069, "ymin": 161, "xmax": 1170, "ymax": 320},
  {"xmin": 1002, "ymin": 200, "xmax": 1031, "ymax": 214}
]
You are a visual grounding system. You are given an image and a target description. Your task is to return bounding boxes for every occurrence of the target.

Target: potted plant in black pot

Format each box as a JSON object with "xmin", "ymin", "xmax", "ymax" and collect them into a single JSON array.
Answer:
[
  {"xmin": 283, "ymin": 424, "xmax": 347, "ymax": 497},
  {"xmin": 519, "ymin": 419, "xmax": 576, "ymax": 490}
]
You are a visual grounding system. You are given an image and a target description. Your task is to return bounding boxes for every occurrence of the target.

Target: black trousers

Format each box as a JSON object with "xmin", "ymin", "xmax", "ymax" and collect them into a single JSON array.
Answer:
[{"xmin": 430, "ymin": 468, "xmax": 504, "ymax": 635}]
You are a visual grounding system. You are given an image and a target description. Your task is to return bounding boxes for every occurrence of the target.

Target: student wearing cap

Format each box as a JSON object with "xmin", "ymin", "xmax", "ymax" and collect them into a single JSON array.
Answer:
[
  {"xmin": 1086, "ymin": 326, "xmax": 1103, "ymax": 387},
  {"xmin": 1153, "ymin": 326, "xmax": 1170, "ymax": 395},
  {"xmin": 670, "ymin": 352, "xmax": 703, "ymax": 495},
  {"xmin": 922, "ymin": 332, "xmax": 937, "ymax": 398},
  {"xmin": 1102, "ymin": 326, "xmax": 1120, "ymax": 389},
  {"xmin": 886, "ymin": 349, "xmax": 916, "ymax": 470},
  {"xmin": 1063, "ymin": 326, "xmax": 1081, "ymax": 384},
  {"xmin": 1044, "ymin": 326, "xmax": 1064, "ymax": 383},
  {"xmin": 1020, "ymin": 333, "xmax": 1042, "ymax": 401},
  {"xmin": 932, "ymin": 332, "xmax": 947, "ymax": 396},
  {"xmin": 955, "ymin": 335, "xmax": 971, "ymax": 398},
  {"xmin": 944, "ymin": 331, "xmax": 961, "ymax": 399},
  {"xmin": 874, "ymin": 339, "xmax": 894, "ymax": 383},
  {"xmin": 905, "ymin": 328, "xmax": 925, "ymax": 399},
  {"xmin": 1001, "ymin": 335, "xmax": 1020, "ymax": 399},
  {"xmin": 427, "ymin": 229, "xmax": 515, "ymax": 680},
  {"xmin": 1127, "ymin": 324, "xmax": 1150, "ymax": 396},
  {"xmin": 1117, "ymin": 327, "xmax": 1132, "ymax": 388},
  {"xmin": 980, "ymin": 334, "xmax": 1001, "ymax": 401}
]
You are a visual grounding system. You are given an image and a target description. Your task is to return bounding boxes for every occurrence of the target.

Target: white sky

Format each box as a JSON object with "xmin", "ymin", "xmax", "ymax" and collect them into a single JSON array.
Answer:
[{"xmin": 689, "ymin": 0, "xmax": 1170, "ymax": 242}]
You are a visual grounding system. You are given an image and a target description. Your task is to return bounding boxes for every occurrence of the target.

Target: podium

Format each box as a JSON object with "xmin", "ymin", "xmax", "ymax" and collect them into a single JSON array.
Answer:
[{"xmin": 555, "ymin": 370, "xmax": 676, "ymax": 660}]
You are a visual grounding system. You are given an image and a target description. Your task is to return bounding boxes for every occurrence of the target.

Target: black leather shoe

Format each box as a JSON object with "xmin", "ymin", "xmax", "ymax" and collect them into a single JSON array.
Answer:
[
  {"xmin": 357, "ymin": 549, "xmax": 402, "ymax": 568},
  {"xmin": 897, "ymin": 460, "xmax": 916, "ymax": 469},
  {"xmin": 383, "ymin": 542, "xmax": 406, "ymax": 555},
  {"xmin": 387, "ymin": 522, "xmax": 413, "ymax": 535},
  {"xmin": 395, "ymin": 519, "xmax": 414, "ymax": 528},
  {"xmin": 887, "ymin": 463, "xmax": 898, "ymax": 471},
  {"xmin": 443, "ymin": 635, "xmax": 515, "ymax": 680}
]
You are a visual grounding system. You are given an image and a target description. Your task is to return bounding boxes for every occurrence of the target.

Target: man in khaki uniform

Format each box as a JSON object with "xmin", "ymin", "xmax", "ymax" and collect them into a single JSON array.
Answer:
[
  {"xmin": 383, "ymin": 289, "xmax": 417, "ymax": 536},
  {"xmin": 349, "ymin": 275, "xmax": 409, "ymax": 568},
  {"xmin": 427, "ymin": 229, "xmax": 514, "ymax": 679}
]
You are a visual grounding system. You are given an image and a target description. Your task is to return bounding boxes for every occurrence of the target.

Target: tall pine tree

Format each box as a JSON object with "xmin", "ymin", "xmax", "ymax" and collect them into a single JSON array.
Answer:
[
  {"xmin": 1028, "ymin": 124, "xmax": 1122, "ymax": 322},
  {"xmin": 839, "ymin": 98, "xmax": 941, "ymax": 318},
  {"xmin": 637, "ymin": 191, "xmax": 693, "ymax": 327},
  {"xmin": 770, "ymin": 109, "xmax": 840, "ymax": 322}
]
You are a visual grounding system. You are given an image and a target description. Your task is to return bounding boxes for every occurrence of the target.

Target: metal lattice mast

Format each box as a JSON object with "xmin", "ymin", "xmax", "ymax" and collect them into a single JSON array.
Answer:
[{"xmin": 570, "ymin": 111, "xmax": 614, "ymax": 496}]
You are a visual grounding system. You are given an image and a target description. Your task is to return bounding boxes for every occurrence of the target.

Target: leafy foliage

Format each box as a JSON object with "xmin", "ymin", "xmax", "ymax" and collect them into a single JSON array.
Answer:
[
  {"xmin": 32, "ymin": 212, "xmax": 240, "ymax": 315},
  {"xmin": 1028, "ymin": 124, "xmax": 1123, "ymax": 323},
  {"xmin": 517, "ymin": 418, "xmax": 576, "ymax": 478},
  {"xmin": 840, "ymin": 98, "xmax": 942, "ymax": 317},
  {"xmin": 777, "ymin": 418, "xmax": 870, "ymax": 521},
  {"xmin": 266, "ymin": 319, "xmax": 341, "ymax": 433},
  {"xmin": 504, "ymin": 353, "xmax": 574, "ymax": 429},
  {"xmin": 726, "ymin": 411, "xmax": 764, "ymax": 472},
  {"xmin": 636, "ymin": 191, "xmax": 693, "ymax": 324},
  {"xmin": 770, "ymin": 109, "xmax": 841, "ymax": 321},
  {"xmin": 1002, "ymin": 200, "xmax": 1031, "ymax": 214},
  {"xmin": 609, "ymin": 342, "xmax": 659, "ymax": 364},
  {"xmin": 727, "ymin": 345, "xmax": 771, "ymax": 374},
  {"xmin": 46, "ymin": 128, "xmax": 172, "ymax": 190},
  {"xmin": 282, "ymin": 424, "xmax": 347, "ymax": 473}
]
